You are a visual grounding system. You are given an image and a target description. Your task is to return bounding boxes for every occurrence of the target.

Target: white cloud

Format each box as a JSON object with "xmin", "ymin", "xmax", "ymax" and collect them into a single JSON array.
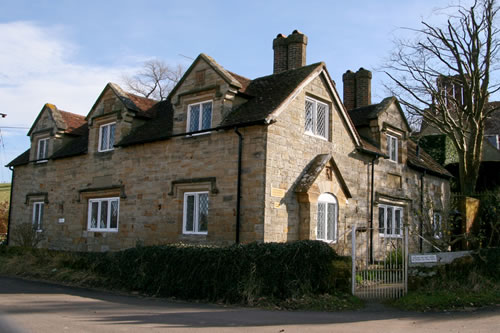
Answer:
[{"xmin": 0, "ymin": 21, "xmax": 141, "ymax": 182}]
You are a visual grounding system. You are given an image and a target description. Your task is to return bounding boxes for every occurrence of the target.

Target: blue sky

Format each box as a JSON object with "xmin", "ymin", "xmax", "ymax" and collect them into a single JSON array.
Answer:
[{"xmin": 0, "ymin": 0, "xmax": 462, "ymax": 182}]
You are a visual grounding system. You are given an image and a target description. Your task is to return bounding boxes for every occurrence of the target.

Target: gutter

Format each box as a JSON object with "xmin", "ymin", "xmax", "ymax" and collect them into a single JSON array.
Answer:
[
  {"xmin": 6, "ymin": 166, "xmax": 14, "ymax": 245},
  {"xmin": 369, "ymin": 154, "xmax": 380, "ymax": 263},
  {"xmin": 117, "ymin": 119, "xmax": 271, "ymax": 148},
  {"xmin": 419, "ymin": 169, "xmax": 426, "ymax": 253},
  {"xmin": 234, "ymin": 128, "xmax": 243, "ymax": 244}
]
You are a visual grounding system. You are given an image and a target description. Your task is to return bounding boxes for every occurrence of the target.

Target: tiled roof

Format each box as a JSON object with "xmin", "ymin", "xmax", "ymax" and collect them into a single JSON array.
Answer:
[
  {"xmin": 221, "ymin": 63, "xmax": 323, "ymax": 126},
  {"xmin": 6, "ymin": 149, "xmax": 30, "ymax": 167},
  {"xmin": 59, "ymin": 110, "xmax": 86, "ymax": 135},
  {"xmin": 407, "ymin": 139, "xmax": 453, "ymax": 178},
  {"xmin": 125, "ymin": 93, "xmax": 158, "ymax": 118},
  {"xmin": 228, "ymin": 71, "xmax": 251, "ymax": 93},
  {"xmin": 358, "ymin": 137, "xmax": 386, "ymax": 157}
]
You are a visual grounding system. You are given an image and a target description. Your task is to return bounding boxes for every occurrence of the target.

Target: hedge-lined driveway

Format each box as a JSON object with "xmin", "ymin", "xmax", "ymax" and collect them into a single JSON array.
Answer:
[{"xmin": 0, "ymin": 276, "xmax": 498, "ymax": 333}]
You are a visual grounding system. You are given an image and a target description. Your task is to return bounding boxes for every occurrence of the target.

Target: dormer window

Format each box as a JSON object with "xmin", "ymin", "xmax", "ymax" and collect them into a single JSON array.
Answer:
[
  {"xmin": 305, "ymin": 97, "xmax": 328, "ymax": 140},
  {"xmin": 187, "ymin": 101, "xmax": 212, "ymax": 133},
  {"xmin": 37, "ymin": 138, "xmax": 48, "ymax": 161},
  {"xmin": 98, "ymin": 122, "xmax": 116, "ymax": 152},
  {"xmin": 387, "ymin": 134, "xmax": 398, "ymax": 162}
]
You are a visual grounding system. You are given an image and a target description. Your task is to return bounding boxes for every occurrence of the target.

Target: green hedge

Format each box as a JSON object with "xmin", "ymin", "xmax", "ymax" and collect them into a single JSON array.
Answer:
[{"xmin": 64, "ymin": 240, "xmax": 349, "ymax": 302}]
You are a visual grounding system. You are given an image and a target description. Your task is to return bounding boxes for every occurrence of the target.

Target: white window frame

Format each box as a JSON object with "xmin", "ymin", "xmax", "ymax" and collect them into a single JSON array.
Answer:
[
  {"xmin": 305, "ymin": 97, "xmax": 329, "ymax": 140},
  {"xmin": 316, "ymin": 193, "xmax": 338, "ymax": 243},
  {"xmin": 433, "ymin": 212, "xmax": 443, "ymax": 239},
  {"xmin": 87, "ymin": 197, "xmax": 120, "ymax": 232},
  {"xmin": 37, "ymin": 138, "xmax": 49, "ymax": 162},
  {"xmin": 387, "ymin": 134, "xmax": 398, "ymax": 163},
  {"xmin": 183, "ymin": 191, "xmax": 209, "ymax": 235},
  {"xmin": 98, "ymin": 122, "xmax": 116, "ymax": 152},
  {"xmin": 378, "ymin": 204, "xmax": 403, "ymax": 238},
  {"xmin": 32, "ymin": 201, "xmax": 44, "ymax": 231},
  {"xmin": 186, "ymin": 100, "xmax": 212, "ymax": 135}
]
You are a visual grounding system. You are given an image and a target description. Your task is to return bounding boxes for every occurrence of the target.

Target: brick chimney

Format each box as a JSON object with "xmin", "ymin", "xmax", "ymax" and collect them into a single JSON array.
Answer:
[
  {"xmin": 342, "ymin": 67, "xmax": 372, "ymax": 110},
  {"xmin": 273, "ymin": 30, "xmax": 308, "ymax": 74}
]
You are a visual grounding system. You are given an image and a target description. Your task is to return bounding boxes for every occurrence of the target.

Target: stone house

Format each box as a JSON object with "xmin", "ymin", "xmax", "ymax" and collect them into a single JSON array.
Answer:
[{"xmin": 7, "ymin": 31, "xmax": 451, "ymax": 253}]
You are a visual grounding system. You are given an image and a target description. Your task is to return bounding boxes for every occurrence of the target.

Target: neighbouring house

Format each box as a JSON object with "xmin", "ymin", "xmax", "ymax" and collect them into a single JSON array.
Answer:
[
  {"xmin": 418, "ymin": 76, "xmax": 500, "ymax": 191},
  {"xmin": 7, "ymin": 31, "xmax": 451, "ymax": 253}
]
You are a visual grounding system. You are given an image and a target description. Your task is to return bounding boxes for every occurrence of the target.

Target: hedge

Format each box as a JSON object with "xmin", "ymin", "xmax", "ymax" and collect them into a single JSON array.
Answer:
[{"xmin": 65, "ymin": 240, "xmax": 349, "ymax": 302}]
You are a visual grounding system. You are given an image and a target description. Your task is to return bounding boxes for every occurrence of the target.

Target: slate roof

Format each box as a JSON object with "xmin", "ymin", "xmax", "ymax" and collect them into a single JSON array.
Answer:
[
  {"xmin": 117, "ymin": 100, "xmax": 174, "ymax": 147},
  {"xmin": 6, "ymin": 149, "xmax": 30, "ymax": 167},
  {"xmin": 221, "ymin": 63, "xmax": 323, "ymax": 126},
  {"xmin": 348, "ymin": 97, "xmax": 396, "ymax": 127}
]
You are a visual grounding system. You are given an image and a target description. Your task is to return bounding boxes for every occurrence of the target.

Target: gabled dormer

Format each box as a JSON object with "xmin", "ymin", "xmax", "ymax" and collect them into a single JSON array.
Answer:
[
  {"xmin": 86, "ymin": 83, "xmax": 158, "ymax": 154},
  {"xmin": 27, "ymin": 103, "xmax": 86, "ymax": 163},
  {"xmin": 167, "ymin": 54, "xmax": 249, "ymax": 135}
]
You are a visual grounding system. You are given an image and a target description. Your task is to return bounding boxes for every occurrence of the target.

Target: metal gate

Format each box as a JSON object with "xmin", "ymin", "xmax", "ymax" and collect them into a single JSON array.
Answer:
[{"xmin": 351, "ymin": 225, "xmax": 408, "ymax": 299}]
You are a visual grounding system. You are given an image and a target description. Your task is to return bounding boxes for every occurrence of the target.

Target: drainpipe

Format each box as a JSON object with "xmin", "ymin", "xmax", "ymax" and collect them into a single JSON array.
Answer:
[
  {"xmin": 234, "ymin": 128, "xmax": 243, "ymax": 244},
  {"xmin": 6, "ymin": 166, "xmax": 14, "ymax": 245},
  {"xmin": 369, "ymin": 154, "xmax": 379, "ymax": 263},
  {"xmin": 419, "ymin": 170, "xmax": 426, "ymax": 253}
]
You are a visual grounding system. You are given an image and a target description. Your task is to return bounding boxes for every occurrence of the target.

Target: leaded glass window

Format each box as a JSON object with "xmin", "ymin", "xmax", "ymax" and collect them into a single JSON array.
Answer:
[
  {"xmin": 32, "ymin": 202, "xmax": 44, "ymax": 231},
  {"xmin": 87, "ymin": 198, "xmax": 120, "ymax": 231},
  {"xmin": 99, "ymin": 123, "xmax": 116, "ymax": 152},
  {"xmin": 37, "ymin": 138, "xmax": 48, "ymax": 160},
  {"xmin": 304, "ymin": 97, "xmax": 329, "ymax": 140},
  {"xmin": 378, "ymin": 205, "xmax": 403, "ymax": 237},
  {"xmin": 183, "ymin": 192, "xmax": 209, "ymax": 234},
  {"xmin": 316, "ymin": 193, "xmax": 337, "ymax": 242},
  {"xmin": 188, "ymin": 101, "xmax": 212, "ymax": 133},
  {"xmin": 387, "ymin": 134, "xmax": 398, "ymax": 162}
]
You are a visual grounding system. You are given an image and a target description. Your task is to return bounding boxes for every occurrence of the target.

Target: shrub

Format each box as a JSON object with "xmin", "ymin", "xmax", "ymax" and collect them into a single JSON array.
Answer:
[
  {"xmin": 10, "ymin": 222, "xmax": 44, "ymax": 248},
  {"xmin": 72, "ymin": 240, "xmax": 349, "ymax": 302}
]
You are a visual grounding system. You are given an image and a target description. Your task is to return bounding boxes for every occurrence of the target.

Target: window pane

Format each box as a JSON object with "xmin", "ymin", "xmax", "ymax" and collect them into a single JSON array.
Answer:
[
  {"xmin": 387, "ymin": 207, "xmax": 393, "ymax": 234},
  {"xmin": 109, "ymin": 124, "xmax": 115, "ymax": 148},
  {"xmin": 395, "ymin": 209, "xmax": 401, "ymax": 235},
  {"xmin": 198, "ymin": 193, "xmax": 208, "ymax": 232},
  {"xmin": 101, "ymin": 126, "xmax": 108, "ymax": 150},
  {"xmin": 186, "ymin": 195, "xmax": 194, "ymax": 232},
  {"xmin": 327, "ymin": 203, "xmax": 336, "ymax": 241},
  {"xmin": 110, "ymin": 200, "xmax": 119, "ymax": 229},
  {"xmin": 316, "ymin": 103, "xmax": 327, "ymax": 138},
  {"xmin": 189, "ymin": 105, "xmax": 200, "ymax": 132},
  {"xmin": 33, "ymin": 204, "xmax": 39, "ymax": 229},
  {"xmin": 379, "ymin": 207, "xmax": 385, "ymax": 233},
  {"xmin": 90, "ymin": 202, "xmax": 98, "ymax": 228},
  {"xmin": 201, "ymin": 102, "xmax": 212, "ymax": 130},
  {"xmin": 39, "ymin": 204, "xmax": 44, "ymax": 230},
  {"xmin": 305, "ymin": 100, "xmax": 313, "ymax": 132},
  {"xmin": 100, "ymin": 200, "xmax": 108, "ymax": 229},
  {"xmin": 317, "ymin": 202, "xmax": 325, "ymax": 239},
  {"xmin": 391, "ymin": 137, "xmax": 397, "ymax": 161}
]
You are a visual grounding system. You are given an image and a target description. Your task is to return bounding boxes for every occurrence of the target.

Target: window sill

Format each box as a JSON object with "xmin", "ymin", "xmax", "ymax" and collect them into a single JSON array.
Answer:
[
  {"xmin": 379, "ymin": 233, "xmax": 403, "ymax": 238},
  {"xmin": 182, "ymin": 231, "xmax": 208, "ymax": 235},
  {"xmin": 35, "ymin": 159, "xmax": 48, "ymax": 164},
  {"xmin": 184, "ymin": 131, "xmax": 212, "ymax": 138},
  {"xmin": 317, "ymin": 238, "xmax": 337, "ymax": 244},
  {"xmin": 88, "ymin": 229, "xmax": 118, "ymax": 233},
  {"xmin": 304, "ymin": 131, "xmax": 328, "ymax": 141},
  {"xmin": 97, "ymin": 149, "xmax": 115, "ymax": 153}
]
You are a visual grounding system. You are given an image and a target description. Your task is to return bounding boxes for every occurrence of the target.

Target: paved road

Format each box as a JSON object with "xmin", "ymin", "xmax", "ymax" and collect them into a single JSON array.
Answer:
[{"xmin": 0, "ymin": 276, "xmax": 498, "ymax": 333}]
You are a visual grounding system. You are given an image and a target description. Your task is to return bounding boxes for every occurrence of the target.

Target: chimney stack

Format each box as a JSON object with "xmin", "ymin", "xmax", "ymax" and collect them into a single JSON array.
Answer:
[
  {"xmin": 273, "ymin": 30, "xmax": 308, "ymax": 74},
  {"xmin": 342, "ymin": 67, "xmax": 372, "ymax": 110}
]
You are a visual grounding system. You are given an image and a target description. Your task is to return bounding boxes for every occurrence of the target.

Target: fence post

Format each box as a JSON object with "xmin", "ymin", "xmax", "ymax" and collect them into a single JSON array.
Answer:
[{"xmin": 351, "ymin": 224, "xmax": 356, "ymax": 295}]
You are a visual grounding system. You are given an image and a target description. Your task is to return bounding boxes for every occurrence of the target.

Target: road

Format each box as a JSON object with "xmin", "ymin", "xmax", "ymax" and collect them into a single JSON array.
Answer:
[{"xmin": 0, "ymin": 276, "xmax": 498, "ymax": 332}]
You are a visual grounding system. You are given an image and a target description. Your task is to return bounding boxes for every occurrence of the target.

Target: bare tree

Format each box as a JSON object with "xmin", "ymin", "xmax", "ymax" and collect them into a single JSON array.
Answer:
[
  {"xmin": 123, "ymin": 59, "xmax": 184, "ymax": 100},
  {"xmin": 384, "ymin": 0, "xmax": 500, "ymax": 195}
]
